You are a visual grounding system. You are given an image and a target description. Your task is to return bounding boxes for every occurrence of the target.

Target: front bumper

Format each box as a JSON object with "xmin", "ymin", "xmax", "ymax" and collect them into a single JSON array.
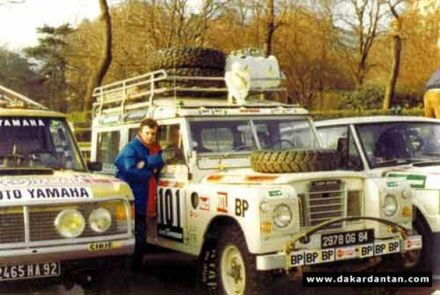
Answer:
[
  {"xmin": 256, "ymin": 216, "xmax": 422, "ymax": 271},
  {"xmin": 0, "ymin": 237, "xmax": 135, "ymax": 265},
  {"xmin": 256, "ymin": 235, "xmax": 422, "ymax": 270}
]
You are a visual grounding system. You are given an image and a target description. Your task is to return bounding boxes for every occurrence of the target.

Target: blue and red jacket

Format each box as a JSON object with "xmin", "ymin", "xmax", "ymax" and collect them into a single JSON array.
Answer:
[{"xmin": 114, "ymin": 137, "xmax": 164, "ymax": 215}]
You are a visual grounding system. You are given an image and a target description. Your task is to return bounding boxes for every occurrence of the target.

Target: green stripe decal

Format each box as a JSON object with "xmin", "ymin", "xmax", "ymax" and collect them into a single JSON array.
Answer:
[{"xmin": 387, "ymin": 173, "xmax": 426, "ymax": 189}]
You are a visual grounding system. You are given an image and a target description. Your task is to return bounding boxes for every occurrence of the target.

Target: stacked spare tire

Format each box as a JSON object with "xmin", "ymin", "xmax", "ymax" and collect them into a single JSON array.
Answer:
[
  {"xmin": 250, "ymin": 148, "xmax": 341, "ymax": 173},
  {"xmin": 149, "ymin": 47, "xmax": 226, "ymax": 89}
]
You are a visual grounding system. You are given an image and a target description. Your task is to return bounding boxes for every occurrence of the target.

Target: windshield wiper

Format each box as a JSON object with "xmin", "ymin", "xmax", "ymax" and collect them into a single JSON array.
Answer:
[
  {"xmin": 216, "ymin": 144, "xmax": 255, "ymax": 170},
  {"xmin": 376, "ymin": 158, "xmax": 413, "ymax": 168}
]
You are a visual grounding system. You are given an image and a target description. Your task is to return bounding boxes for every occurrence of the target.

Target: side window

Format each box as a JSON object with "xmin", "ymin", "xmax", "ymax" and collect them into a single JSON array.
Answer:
[
  {"xmin": 128, "ymin": 128, "xmax": 137, "ymax": 142},
  {"xmin": 317, "ymin": 126, "xmax": 347, "ymax": 149},
  {"xmin": 97, "ymin": 131, "xmax": 120, "ymax": 170},
  {"xmin": 159, "ymin": 124, "xmax": 185, "ymax": 164},
  {"xmin": 318, "ymin": 126, "xmax": 363, "ymax": 171}
]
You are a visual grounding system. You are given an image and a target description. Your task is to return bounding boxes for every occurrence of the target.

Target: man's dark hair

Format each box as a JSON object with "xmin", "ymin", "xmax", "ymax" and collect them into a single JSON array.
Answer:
[{"xmin": 138, "ymin": 118, "xmax": 158, "ymax": 131}]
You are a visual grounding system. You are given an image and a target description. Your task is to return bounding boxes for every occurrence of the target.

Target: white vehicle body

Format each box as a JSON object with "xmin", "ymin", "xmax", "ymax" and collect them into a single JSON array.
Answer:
[
  {"xmin": 0, "ymin": 86, "xmax": 134, "ymax": 286},
  {"xmin": 316, "ymin": 115, "xmax": 440, "ymax": 272},
  {"xmin": 91, "ymin": 63, "xmax": 421, "ymax": 293}
]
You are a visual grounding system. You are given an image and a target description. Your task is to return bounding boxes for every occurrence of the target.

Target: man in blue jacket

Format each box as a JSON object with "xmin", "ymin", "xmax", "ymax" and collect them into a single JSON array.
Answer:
[{"xmin": 114, "ymin": 118, "xmax": 164, "ymax": 271}]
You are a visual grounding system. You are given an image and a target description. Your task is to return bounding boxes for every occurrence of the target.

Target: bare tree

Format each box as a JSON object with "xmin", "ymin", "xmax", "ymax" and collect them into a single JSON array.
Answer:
[
  {"xmin": 383, "ymin": 0, "xmax": 405, "ymax": 110},
  {"xmin": 334, "ymin": 0, "xmax": 385, "ymax": 86},
  {"xmin": 83, "ymin": 0, "xmax": 112, "ymax": 114}
]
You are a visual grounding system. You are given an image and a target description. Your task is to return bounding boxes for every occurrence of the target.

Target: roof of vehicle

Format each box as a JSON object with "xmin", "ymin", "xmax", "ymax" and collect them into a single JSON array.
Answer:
[
  {"xmin": 0, "ymin": 108, "xmax": 65, "ymax": 118},
  {"xmin": 0, "ymin": 85, "xmax": 66, "ymax": 118},
  {"xmin": 315, "ymin": 116, "xmax": 440, "ymax": 127},
  {"xmin": 92, "ymin": 69, "xmax": 307, "ymax": 120}
]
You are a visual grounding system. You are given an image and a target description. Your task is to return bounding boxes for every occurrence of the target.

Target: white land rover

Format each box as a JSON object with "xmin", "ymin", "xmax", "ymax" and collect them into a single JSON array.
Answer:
[
  {"xmin": 316, "ymin": 116, "xmax": 440, "ymax": 273},
  {"xmin": 0, "ymin": 86, "xmax": 134, "ymax": 289},
  {"xmin": 90, "ymin": 48, "xmax": 421, "ymax": 294}
]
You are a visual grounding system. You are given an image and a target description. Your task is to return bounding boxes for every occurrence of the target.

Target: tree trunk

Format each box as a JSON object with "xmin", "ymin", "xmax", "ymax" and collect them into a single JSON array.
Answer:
[
  {"xmin": 383, "ymin": 33, "xmax": 402, "ymax": 110},
  {"xmin": 83, "ymin": 0, "xmax": 112, "ymax": 115},
  {"xmin": 263, "ymin": 0, "xmax": 274, "ymax": 57}
]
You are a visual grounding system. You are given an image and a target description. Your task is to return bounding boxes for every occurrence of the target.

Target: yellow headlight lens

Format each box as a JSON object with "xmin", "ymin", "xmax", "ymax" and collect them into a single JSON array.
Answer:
[
  {"xmin": 54, "ymin": 209, "xmax": 85, "ymax": 238},
  {"xmin": 88, "ymin": 208, "xmax": 112, "ymax": 233}
]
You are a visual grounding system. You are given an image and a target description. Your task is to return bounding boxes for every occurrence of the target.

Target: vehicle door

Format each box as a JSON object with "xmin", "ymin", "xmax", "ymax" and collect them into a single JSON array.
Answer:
[{"xmin": 153, "ymin": 121, "xmax": 189, "ymax": 250}]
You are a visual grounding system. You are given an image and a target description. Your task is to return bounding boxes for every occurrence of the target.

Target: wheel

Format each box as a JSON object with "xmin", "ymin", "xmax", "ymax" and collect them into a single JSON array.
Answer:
[
  {"xmin": 250, "ymin": 148, "xmax": 341, "ymax": 173},
  {"xmin": 216, "ymin": 224, "xmax": 275, "ymax": 295},
  {"xmin": 412, "ymin": 210, "xmax": 433, "ymax": 272},
  {"xmin": 197, "ymin": 239, "xmax": 218, "ymax": 294},
  {"xmin": 150, "ymin": 47, "xmax": 226, "ymax": 70}
]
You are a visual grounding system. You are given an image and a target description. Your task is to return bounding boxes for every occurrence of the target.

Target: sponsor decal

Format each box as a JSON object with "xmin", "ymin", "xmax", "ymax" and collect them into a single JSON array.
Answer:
[
  {"xmin": 88, "ymin": 241, "xmax": 121, "ymax": 251},
  {"xmin": 288, "ymin": 238, "xmax": 419, "ymax": 267},
  {"xmin": 386, "ymin": 181, "xmax": 398, "ymax": 188},
  {"xmin": 189, "ymin": 210, "xmax": 199, "ymax": 218},
  {"xmin": 157, "ymin": 187, "xmax": 184, "ymax": 242},
  {"xmin": 217, "ymin": 192, "xmax": 228, "ymax": 213},
  {"xmin": 387, "ymin": 173, "xmax": 426, "ymax": 189},
  {"xmin": 0, "ymin": 187, "xmax": 92, "ymax": 201},
  {"xmin": 0, "ymin": 175, "xmax": 101, "ymax": 187},
  {"xmin": 235, "ymin": 198, "xmax": 249, "ymax": 217},
  {"xmin": 268, "ymin": 190, "xmax": 283, "ymax": 197},
  {"xmin": 199, "ymin": 196, "xmax": 210, "ymax": 211},
  {"xmin": 405, "ymin": 235, "xmax": 422, "ymax": 250},
  {"xmin": 0, "ymin": 119, "xmax": 45, "ymax": 127}
]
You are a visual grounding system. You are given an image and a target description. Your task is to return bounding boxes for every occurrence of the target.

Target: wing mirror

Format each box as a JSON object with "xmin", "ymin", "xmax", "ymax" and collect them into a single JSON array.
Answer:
[{"xmin": 87, "ymin": 161, "xmax": 103, "ymax": 172}]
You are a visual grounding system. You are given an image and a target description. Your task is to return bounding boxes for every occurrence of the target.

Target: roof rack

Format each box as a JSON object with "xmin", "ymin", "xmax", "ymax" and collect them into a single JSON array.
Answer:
[
  {"xmin": 92, "ymin": 69, "xmax": 286, "ymax": 117},
  {"xmin": 0, "ymin": 85, "xmax": 48, "ymax": 110}
]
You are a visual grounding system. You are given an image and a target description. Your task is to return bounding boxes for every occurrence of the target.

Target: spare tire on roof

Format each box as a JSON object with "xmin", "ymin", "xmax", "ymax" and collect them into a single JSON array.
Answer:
[
  {"xmin": 159, "ymin": 67, "xmax": 225, "ymax": 88},
  {"xmin": 150, "ymin": 47, "xmax": 226, "ymax": 70},
  {"xmin": 250, "ymin": 148, "xmax": 341, "ymax": 173}
]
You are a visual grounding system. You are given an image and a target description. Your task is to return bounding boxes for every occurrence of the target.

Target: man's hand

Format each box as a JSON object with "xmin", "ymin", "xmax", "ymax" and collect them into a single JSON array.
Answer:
[{"xmin": 146, "ymin": 154, "xmax": 164, "ymax": 169}]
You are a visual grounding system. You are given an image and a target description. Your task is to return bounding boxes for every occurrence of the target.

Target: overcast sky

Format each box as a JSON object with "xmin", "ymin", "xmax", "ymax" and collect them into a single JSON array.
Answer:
[{"xmin": 0, "ymin": 0, "xmax": 101, "ymax": 50}]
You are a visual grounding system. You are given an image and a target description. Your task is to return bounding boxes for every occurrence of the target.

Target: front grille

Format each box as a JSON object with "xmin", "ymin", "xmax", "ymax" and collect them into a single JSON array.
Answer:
[
  {"xmin": 0, "ymin": 209, "xmax": 24, "ymax": 243},
  {"xmin": 0, "ymin": 199, "xmax": 130, "ymax": 246},
  {"xmin": 300, "ymin": 180, "xmax": 346, "ymax": 229},
  {"xmin": 29, "ymin": 202, "xmax": 127, "ymax": 241}
]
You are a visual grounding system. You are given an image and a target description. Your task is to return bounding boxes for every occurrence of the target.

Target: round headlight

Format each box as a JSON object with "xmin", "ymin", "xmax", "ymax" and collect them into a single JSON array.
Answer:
[
  {"xmin": 89, "ymin": 208, "xmax": 112, "ymax": 233},
  {"xmin": 54, "ymin": 209, "xmax": 85, "ymax": 238},
  {"xmin": 383, "ymin": 194, "xmax": 398, "ymax": 217},
  {"xmin": 273, "ymin": 204, "xmax": 292, "ymax": 228}
]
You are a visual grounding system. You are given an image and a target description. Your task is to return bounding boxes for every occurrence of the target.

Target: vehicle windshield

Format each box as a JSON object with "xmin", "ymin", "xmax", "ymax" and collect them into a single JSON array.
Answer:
[
  {"xmin": 0, "ymin": 117, "xmax": 85, "ymax": 171},
  {"xmin": 356, "ymin": 122, "xmax": 440, "ymax": 168},
  {"xmin": 189, "ymin": 117, "xmax": 319, "ymax": 154}
]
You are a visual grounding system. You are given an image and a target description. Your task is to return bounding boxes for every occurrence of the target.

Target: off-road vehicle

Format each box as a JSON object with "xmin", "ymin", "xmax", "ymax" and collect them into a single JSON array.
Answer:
[
  {"xmin": 317, "ymin": 115, "xmax": 440, "ymax": 273},
  {"xmin": 91, "ymin": 48, "xmax": 421, "ymax": 294},
  {"xmin": 0, "ymin": 85, "xmax": 134, "ymax": 288}
]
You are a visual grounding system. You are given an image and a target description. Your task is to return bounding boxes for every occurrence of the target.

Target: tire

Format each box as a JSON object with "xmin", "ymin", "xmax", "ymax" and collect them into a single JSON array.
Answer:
[
  {"xmin": 161, "ymin": 67, "xmax": 225, "ymax": 88},
  {"xmin": 250, "ymin": 148, "xmax": 341, "ymax": 173},
  {"xmin": 413, "ymin": 210, "xmax": 433, "ymax": 272},
  {"xmin": 216, "ymin": 224, "xmax": 276, "ymax": 295},
  {"xmin": 150, "ymin": 47, "xmax": 226, "ymax": 70},
  {"xmin": 197, "ymin": 239, "xmax": 218, "ymax": 294}
]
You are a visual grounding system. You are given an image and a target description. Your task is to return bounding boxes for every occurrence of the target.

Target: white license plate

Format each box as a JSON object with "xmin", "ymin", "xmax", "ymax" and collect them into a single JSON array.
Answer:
[{"xmin": 0, "ymin": 262, "xmax": 60, "ymax": 281}]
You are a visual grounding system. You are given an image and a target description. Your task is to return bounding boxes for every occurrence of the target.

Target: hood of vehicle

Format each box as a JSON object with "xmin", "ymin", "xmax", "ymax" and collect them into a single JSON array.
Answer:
[
  {"xmin": 0, "ymin": 171, "xmax": 133, "ymax": 203},
  {"xmin": 384, "ymin": 165, "xmax": 440, "ymax": 189},
  {"xmin": 202, "ymin": 168, "xmax": 366, "ymax": 185}
]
